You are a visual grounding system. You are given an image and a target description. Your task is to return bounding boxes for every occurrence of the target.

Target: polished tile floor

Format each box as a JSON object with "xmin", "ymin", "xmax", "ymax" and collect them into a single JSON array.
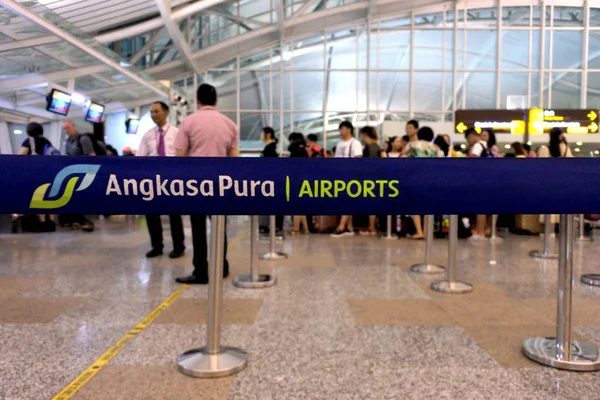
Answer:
[{"xmin": 1, "ymin": 216, "xmax": 600, "ymax": 399}]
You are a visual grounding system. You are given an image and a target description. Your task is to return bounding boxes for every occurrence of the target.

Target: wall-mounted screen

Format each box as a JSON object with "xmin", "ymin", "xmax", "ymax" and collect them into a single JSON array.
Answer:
[
  {"xmin": 85, "ymin": 102, "xmax": 105, "ymax": 124},
  {"xmin": 46, "ymin": 89, "xmax": 71, "ymax": 116},
  {"xmin": 126, "ymin": 118, "xmax": 140, "ymax": 134}
]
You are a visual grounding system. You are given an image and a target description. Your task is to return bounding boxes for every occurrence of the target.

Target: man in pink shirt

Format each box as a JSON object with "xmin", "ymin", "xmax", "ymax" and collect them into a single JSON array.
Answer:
[{"xmin": 174, "ymin": 84, "xmax": 239, "ymax": 285}]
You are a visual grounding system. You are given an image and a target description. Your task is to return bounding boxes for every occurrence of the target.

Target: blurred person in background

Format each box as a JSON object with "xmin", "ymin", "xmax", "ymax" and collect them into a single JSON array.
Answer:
[
  {"xmin": 358, "ymin": 126, "xmax": 382, "ymax": 236},
  {"xmin": 137, "ymin": 101, "xmax": 185, "ymax": 259},
  {"xmin": 122, "ymin": 147, "xmax": 135, "ymax": 156},
  {"xmin": 434, "ymin": 135, "xmax": 450, "ymax": 157},
  {"xmin": 62, "ymin": 120, "xmax": 95, "ymax": 232},
  {"xmin": 402, "ymin": 120, "xmax": 420, "ymax": 156},
  {"xmin": 105, "ymin": 145, "xmax": 119, "ymax": 156},
  {"xmin": 19, "ymin": 122, "xmax": 58, "ymax": 155},
  {"xmin": 538, "ymin": 127, "xmax": 573, "ymax": 158},
  {"xmin": 480, "ymin": 128, "xmax": 500, "ymax": 158},
  {"xmin": 288, "ymin": 133, "xmax": 309, "ymax": 235},
  {"xmin": 330, "ymin": 121, "xmax": 363, "ymax": 238},
  {"xmin": 406, "ymin": 126, "xmax": 441, "ymax": 239},
  {"xmin": 306, "ymin": 134, "xmax": 326, "ymax": 158},
  {"xmin": 465, "ymin": 127, "xmax": 490, "ymax": 241},
  {"xmin": 511, "ymin": 142, "xmax": 528, "ymax": 158},
  {"xmin": 260, "ymin": 127, "xmax": 284, "ymax": 235},
  {"xmin": 386, "ymin": 136, "xmax": 403, "ymax": 158}
]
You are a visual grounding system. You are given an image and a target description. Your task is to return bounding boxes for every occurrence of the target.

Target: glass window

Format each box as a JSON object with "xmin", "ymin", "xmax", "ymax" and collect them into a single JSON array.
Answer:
[
  {"xmin": 466, "ymin": 8, "xmax": 498, "ymax": 28},
  {"xmin": 327, "ymin": 71, "xmax": 360, "ymax": 111},
  {"xmin": 465, "ymin": 72, "xmax": 496, "ymax": 109},
  {"xmin": 386, "ymin": 72, "xmax": 410, "ymax": 111},
  {"xmin": 413, "ymin": 30, "xmax": 444, "ymax": 69},
  {"xmin": 501, "ymin": 31, "xmax": 529, "ymax": 69},
  {"xmin": 293, "ymin": 71, "xmax": 324, "ymax": 111},
  {"xmin": 329, "ymin": 32, "xmax": 358, "ymax": 70},
  {"xmin": 414, "ymin": 12, "xmax": 444, "ymax": 28},
  {"xmin": 413, "ymin": 72, "xmax": 443, "ymax": 111},
  {"xmin": 465, "ymin": 30, "xmax": 496, "ymax": 70},
  {"xmin": 272, "ymin": 71, "xmax": 292, "ymax": 110},
  {"xmin": 588, "ymin": 32, "xmax": 600, "ymax": 69},
  {"xmin": 378, "ymin": 31, "xmax": 410, "ymax": 69},
  {"xmin": 552, "ymin": 31, "xmax": 583, "ymax": 69},
  {"xmin": 502, "ymin": 6, "xmax": 530, "ymax": 27},
  {"xmin": 587, "ymin": 72, "xmax": 600, "ymax": 109},
  {"xmin": 551, "ymin": 72, "xmax": 581, "ymax": 108},
  {"xmin": 553, "ymin": 6, "xmax": 584, "ymax": 28},
  {"xmin": 500, "ymin": 73, "xmax": 528, "ymax": 109},
  {"xmin": 531, "ymin": 5, "xmax": 543, "ymax": 27}
]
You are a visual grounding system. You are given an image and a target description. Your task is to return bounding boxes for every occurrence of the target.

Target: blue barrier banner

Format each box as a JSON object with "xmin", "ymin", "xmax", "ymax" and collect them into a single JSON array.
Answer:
[{"xmin": 0, "ymin": 155, "xmax": 599, "ymax": 215}]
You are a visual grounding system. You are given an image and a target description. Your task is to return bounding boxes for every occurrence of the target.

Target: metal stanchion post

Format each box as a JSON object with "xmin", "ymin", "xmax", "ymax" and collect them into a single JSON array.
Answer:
[
  {"xmin": 380, "ymin": 215, "xmax": 396, "ymax": 240},
  {"xmin": 233, "ymin": 216, "xmax": 276, "ymax": 288},
  {"xmin": 260, "ymin": 215, "xmax": 287, "ymax": 260},
  {"xmin": 178, "ymin": 215, "xmax": 248, "ymax": 378},
  {"xmin": 575, "ymin": 214, "xmax": 592, "ymax": 243},
  {"xmin": 411, "ymin": 215, "xmax": 445, "ymax": 274},
  {"xmin": 529, "ymin": 214, "xmax": 558, "ymax": 259},
  {"xmin": 523, "ymin": 214, "xmax": 600, "ymax": 371},
  {"xmin": 431, "ymin": 215, "xmax": 473, "ymax": 293},
  {"xmin": 489, "ymin": 214, "xmax": 503, "ymax": 243}
]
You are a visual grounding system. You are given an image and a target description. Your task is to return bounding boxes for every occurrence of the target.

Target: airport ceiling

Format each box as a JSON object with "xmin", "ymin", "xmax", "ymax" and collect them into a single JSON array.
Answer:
[{"xmin": 0, "ymin": 0, "xmax": 593, "ymax": 122}]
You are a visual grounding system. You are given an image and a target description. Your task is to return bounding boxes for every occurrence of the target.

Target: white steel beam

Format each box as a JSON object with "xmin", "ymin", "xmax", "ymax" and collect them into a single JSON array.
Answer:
[
  {"xmin": 0, "ymin": 0, "xmax": 168, "ymax": 98},
  {"xmin": 95, "ymin": 0, "xmax": 230, "ymax": 43},
  {"xmin": 206, "ymin": 11, "xmax": 269, "ymax": 27},
  {"xmin": 155, "ymin": 0, "xmax": 200, "ymax": 74},
  {"xmin": 0, "ymin": 36, "xmax": 57, "ymax": 52},
  {"xmin": 129, "ymin": 28, "xmax": 166, "ymax": 65},
  {"xmin": 0, "ymin": 65, "xmax": 107, "ymax": 92},
  {"xmin": 274, "ymin": 0, "xmax": 285, "ymax": 40},
  {"xmin": 291, "ymin": 0, "xmax": 320, "ymax": 18}
]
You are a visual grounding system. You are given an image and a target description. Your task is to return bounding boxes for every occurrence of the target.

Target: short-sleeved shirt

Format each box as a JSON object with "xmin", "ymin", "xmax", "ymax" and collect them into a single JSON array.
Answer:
[
  {"xmin": 65, "ymin": 134, "xmax": 94, "ymax": 156},
  {"xmin": 363, "ymin": 143, "xmax": 381, "ymax": 158},
  {"xmin": 468, "ymin": 140, "xmax": 489, "ymax": 157},
  {"xmin": 406, "ymin": 140, "xmax": 442, "ymax": 158},
  {"xmin": 22, "ymin": 136, "xmax": 52, "ymax": 155},
  {"xmin": 262, "ymin": 142, "xmax": 278, "ymax": 158},
  {"xmin": 174, "ymin": 106, "xmax": 239, "ymax": 157},
  {"xmin": 335, "ymin": 138, "xmax": 362, "ymax": 158}
]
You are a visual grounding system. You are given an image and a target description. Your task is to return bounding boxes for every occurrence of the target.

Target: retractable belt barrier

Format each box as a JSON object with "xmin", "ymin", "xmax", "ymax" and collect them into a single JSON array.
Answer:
[
  {"xmin": 2, "ymin": 155, "xmax": 600, "ymax": 215},
  {"xmin": 3, "ymin": 155, "xmax": 600, "ymax": 375}
]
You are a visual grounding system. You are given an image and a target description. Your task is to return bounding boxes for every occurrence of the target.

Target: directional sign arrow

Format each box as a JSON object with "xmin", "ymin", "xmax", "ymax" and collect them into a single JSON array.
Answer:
[
  {"xmin": 456, "ymin": 122, "xmax": 467, "ymax": 133},
  {"xmin": 589, "ymin": 122, "xmax": 598, "ymax": 133},
  {"xmin": 588, "ymin": 111, "xmax": 597, "ymax": 121}
]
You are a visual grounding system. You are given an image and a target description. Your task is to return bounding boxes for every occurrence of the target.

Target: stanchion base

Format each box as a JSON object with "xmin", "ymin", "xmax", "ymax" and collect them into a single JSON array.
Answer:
[
  {"xmin": 576, "ymin": 237, "xmax": 593, "ymax": 243},
  {"xmin": 178, "ymin": 346, "xmax": 248, "ymax": 378},
  {"xmin": 522, "ymin": 337, "xmax": 600, "ymax": 371},
  {"xmin": 410, "ymin": 263, "xmax": 445, "ymax": 274},
  {"xmin": 529, "ymin": 250, "xmax": 558, "ymax": 260},
  {"xmin": 581, "ymin": 274, "xmax": 600, "ymax": 287},
  {"xmin": 233, "ymin": 274, "xmax": 276, "ymax": 288},
  {"xmin": 380, "ymin": 234, "xmax": 396, "ymax": 241},
  {"xmin": 488, "ymin": 236, "xmax": 504, "ymax": 243},
  {"xmin": 431, "ymin": 280, "xmax": 473, "ymax": 294},
  {"xmin": 260, "ymin": 252, "xmax": 287, "ymax": 261}
]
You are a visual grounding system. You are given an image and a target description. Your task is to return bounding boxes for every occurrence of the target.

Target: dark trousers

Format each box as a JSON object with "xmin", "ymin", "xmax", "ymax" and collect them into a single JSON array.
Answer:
[
  {"xmin": 146, "ymin": 215, "xmax": 185, "ymax": 252},
  {"xmin": 190, "ymin": 215, "xmax": 229, "ymax": 279}
]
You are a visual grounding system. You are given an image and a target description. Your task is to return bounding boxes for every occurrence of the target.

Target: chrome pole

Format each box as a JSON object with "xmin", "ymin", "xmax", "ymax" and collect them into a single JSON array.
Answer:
[
  {"xmin": 431, "ymin": 215, "xmax": 472, "ymax": 293},
  {"xmin": 523, "ymin": 214, "xmax": 600, "ymax": 371},
  {"xmin": 380, "ymin": 215, "xmax": 396, "ymax": 240},
  {"xmin": 575, "ymin": 214, "xmax": 592, "ymax": 243},
  {"xmin": 411, "ymin": 215, "xmax": 445, "ymax": 274},
  {"xmin": 529, "ymin": 214, "xmax": 558, "ymax": 259},
  {"xmin": 178, "ymin": 216, "xmax": 248, "ymax": 377},
  {"xmin": 260, "ymin": 215, "xmax": 287, "ymax": 260},
  {"xmin": 233, "ymin": 216, "xmax": 276, "ymax": 288}
]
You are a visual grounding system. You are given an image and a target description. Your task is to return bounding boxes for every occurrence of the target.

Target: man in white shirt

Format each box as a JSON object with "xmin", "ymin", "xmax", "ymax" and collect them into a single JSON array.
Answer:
[
  {"xmin": 137, "ymin": 102, "xmax": 185, "ymax": 258},
  {"xmin": 331, "ymin": 121, "xmax": 362, "ymax": 238}
]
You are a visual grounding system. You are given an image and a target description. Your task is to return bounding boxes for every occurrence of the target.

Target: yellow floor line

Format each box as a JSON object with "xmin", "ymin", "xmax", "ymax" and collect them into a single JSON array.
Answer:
[{"xmin": 52, "ymin": 229, "xmax": 249, "ymax": 400}]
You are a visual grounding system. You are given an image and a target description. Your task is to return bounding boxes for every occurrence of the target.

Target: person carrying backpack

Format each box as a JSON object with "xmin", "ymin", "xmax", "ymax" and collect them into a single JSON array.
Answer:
[
  {"xmin": 306, "ymin": 134, "xmax": 326, "ymax": 158},
  {"xmin": 465, "ymin": 127, "xmax": 492, "ymax": 158},
  {"xmin": 18, "ymin": 122, "xmax": 60, "ymax": 156}
]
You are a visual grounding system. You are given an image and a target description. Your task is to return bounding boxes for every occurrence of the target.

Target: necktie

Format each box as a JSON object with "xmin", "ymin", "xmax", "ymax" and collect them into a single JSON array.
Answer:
[{"xmin": 158, "ymin": 128, "xmax": 166, "ymax": 156}]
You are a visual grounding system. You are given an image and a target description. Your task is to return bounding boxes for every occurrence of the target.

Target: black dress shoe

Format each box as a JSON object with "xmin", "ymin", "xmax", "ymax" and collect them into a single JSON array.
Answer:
[
  {"xmin": 175, "ymin": 274, "xmax": 208, "ymax": 284},
  {"xmin": 146, "ymin": 249, "xmax": 163, "ymax": 258},
  {"xmin": 169, "ymin": 249, "xmax": 185, "ymax": 259}
]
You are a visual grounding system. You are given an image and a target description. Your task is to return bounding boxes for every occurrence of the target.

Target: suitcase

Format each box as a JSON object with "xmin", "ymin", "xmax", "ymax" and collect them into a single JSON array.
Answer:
[{"xmin": 313, "ymin": 216, "xmax": 339, "ymax": 233}]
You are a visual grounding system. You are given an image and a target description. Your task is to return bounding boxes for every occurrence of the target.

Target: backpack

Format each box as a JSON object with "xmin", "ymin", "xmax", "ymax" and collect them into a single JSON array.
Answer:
[
  {"xmin": 78, "ymin": 134, "xmax": 107, "ymax": 156},
  {"xmin": 311, "ymin": 148, "xmax": 325, "ymax": 158},
  {"xmin": 29, "ymin": 137, "xmax": 61, "ymax": 156}
]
